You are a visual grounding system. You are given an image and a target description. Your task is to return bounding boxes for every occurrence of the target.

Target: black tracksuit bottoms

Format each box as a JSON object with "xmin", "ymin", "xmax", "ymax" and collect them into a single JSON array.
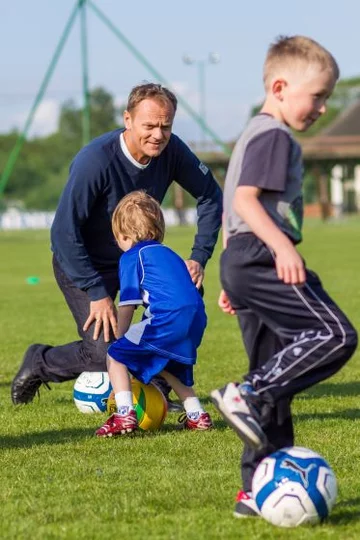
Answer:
[{"xmin": 220, "ymin": 233, "xmax": 358, "ymax": 492}]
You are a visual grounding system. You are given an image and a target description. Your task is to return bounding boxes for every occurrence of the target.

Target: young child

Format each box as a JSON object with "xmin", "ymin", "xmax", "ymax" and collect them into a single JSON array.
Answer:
[
  {"xmin": 210, "ymin": 35, "xmax": 358, "ymax": 517},
  {"xmin": 96, "ymin": 190, "xmax": 212, "ymax": 436}
]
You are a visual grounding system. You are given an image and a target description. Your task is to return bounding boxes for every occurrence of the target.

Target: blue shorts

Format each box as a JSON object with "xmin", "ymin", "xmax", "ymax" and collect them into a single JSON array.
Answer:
[{"xmin": 108, "ymin": 337, "xmax": 194, "ymax": 386}]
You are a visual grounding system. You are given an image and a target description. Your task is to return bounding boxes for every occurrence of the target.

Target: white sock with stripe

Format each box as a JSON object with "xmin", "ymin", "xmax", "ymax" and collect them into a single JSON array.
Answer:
[
  {"xmin": 115, "ymin": 391, "xmax": 134, "ymax": 415},
  {"xmin": 183, "ymin": 397, "xmax": 204, "ymax": 419}
]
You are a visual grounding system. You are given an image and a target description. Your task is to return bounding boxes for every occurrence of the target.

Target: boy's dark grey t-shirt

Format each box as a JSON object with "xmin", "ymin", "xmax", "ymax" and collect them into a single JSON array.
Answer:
[{"xmin": 223, "ymin": 114, "xmax": 304, "ymax": 243}]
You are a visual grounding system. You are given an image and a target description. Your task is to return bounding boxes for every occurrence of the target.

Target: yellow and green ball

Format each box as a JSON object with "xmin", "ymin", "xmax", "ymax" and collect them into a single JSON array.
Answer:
[{"xmin": 107, "ymin": 378, "xmax": 168, "ymax": 431}]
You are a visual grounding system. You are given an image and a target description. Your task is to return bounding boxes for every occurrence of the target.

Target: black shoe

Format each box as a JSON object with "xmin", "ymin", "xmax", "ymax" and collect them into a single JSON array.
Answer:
[
  {"xmin": 210, "ymin": 382, "xmax": 267, "ymax": 450},
  {"xmin": 166, "ymin": 398, "xmax": 184, "ymax": 413},
  {"xmin": 11, "ymin": 344, "xmax": 44, "ymax": 405}
]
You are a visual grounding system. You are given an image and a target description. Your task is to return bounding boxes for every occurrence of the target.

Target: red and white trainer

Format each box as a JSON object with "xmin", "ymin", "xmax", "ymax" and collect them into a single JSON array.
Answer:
[
  {"xmin": 179, "ymin": 411, "xmax": 213, "ymax": 431},
  {"xmin": 95, "ymin": 410, "xmax": 138, "ymax": 437},
  {"xmin": 233, "ymin": 490, "xmax": 259, "ymax": 518}
]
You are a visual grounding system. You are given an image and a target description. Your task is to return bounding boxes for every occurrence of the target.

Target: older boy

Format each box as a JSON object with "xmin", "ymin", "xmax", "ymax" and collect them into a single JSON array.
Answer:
[{"xmin": 211, "ymin": 36, "xmax": 358, "ymax": 517}]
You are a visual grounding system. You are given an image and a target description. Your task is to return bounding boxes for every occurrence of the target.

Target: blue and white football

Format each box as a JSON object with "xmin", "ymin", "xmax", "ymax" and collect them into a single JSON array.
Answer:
[
  {"xmin": 73, "ymin": 371, "xmax": 112, "ymax": 413},
  {"xmin": 252, "ymin": 446, "xmax": 337, "ymax": 527}
]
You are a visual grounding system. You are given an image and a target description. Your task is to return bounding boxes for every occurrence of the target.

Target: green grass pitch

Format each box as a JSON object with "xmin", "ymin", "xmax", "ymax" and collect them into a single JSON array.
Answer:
[{"xmin": 0, "ymin": 220, "xmax": 360, "ymax": 539}]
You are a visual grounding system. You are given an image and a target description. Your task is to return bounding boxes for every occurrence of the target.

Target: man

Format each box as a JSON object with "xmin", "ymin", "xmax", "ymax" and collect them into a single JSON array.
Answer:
[{"xmin": 11, "ymin": 82, "xmax": 223, "ymax": 407}]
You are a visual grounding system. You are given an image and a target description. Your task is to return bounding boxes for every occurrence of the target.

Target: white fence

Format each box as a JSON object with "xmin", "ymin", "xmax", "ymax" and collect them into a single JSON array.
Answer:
[{"xmin": 0, "ymin": 207, "xmax": 197, "ymax": 230}]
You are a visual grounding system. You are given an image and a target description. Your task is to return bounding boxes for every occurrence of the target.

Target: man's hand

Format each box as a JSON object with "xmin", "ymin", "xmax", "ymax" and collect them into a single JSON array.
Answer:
[
  {"xmin": 83, "ymin": 296, "xmax": 118, "ymax": 342},
  {"xmin": 218, "ymin": 289, "xmax": 235, "ymax": 315},
  {"xmin": 185, "ymin": 260, "xmax": 204, "ymax": 288}
]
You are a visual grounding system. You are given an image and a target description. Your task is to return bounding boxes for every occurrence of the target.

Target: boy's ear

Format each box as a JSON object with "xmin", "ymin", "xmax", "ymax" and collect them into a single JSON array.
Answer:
[{"xmin": 272, "ymin": 79, "xmax": 287, "ymax": 101}]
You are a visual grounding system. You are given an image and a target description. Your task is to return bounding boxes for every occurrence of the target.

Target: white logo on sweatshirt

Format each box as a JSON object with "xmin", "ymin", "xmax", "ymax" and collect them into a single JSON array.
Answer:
[{"xmin": 199, "ymin": 162, "xmax": 209, "ymax": 175}]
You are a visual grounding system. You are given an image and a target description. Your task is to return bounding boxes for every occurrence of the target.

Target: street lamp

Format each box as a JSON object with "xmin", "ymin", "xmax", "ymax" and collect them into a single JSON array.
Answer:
[{"xmin": 182, "ymin": 52, "xmax": 220, "ymax": 148}]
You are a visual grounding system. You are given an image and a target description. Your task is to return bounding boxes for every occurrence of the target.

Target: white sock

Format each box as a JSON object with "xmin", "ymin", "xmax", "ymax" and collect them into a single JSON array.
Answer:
[
  {"xmin": 115, "ymin": 391, "xmax": 134, "ymax": 415},
  {"xmin": 183, "ymin": 397, "xmax": 204, "ymax": 418}
]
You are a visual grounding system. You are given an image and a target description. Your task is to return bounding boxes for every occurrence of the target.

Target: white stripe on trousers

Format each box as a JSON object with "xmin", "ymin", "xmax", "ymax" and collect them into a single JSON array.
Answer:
[{"xmin": 257, "ymin": 280, "xmax": 347, "ymax": 394}]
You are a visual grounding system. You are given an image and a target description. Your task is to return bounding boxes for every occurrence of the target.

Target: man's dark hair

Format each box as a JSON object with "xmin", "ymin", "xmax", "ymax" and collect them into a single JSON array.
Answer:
[{"xmin": 127, "ymin": 82, "xmax": 177, "ymax": 113}]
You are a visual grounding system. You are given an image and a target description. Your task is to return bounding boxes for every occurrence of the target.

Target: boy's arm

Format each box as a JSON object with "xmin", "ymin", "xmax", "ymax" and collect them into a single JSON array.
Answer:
[
  {"xmin": 234, "ymin": 185, "xmax": 306, "ymax": 285},
  {"xmin": 116, "ymin": 305, "xmax": 136, "ymax": 339}
]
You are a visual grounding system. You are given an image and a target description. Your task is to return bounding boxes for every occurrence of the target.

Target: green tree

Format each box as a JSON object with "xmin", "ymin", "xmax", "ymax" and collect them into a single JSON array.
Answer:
[
  {"xmin": 58, "ymin": 86, "xmax": 123, "ymax": 143},
  {"xmin": 0, "ymin": 87, "xmax": 125, "ymax": 209},
  {"xmin": 88, "ymin": 86, "xmax": 123, "ymax": 137}
]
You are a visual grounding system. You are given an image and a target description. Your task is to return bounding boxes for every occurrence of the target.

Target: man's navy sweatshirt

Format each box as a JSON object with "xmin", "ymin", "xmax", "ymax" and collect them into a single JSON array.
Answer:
[{"xmin": 51, "ymin": 129, "xmax": 223, "ymax": 300}]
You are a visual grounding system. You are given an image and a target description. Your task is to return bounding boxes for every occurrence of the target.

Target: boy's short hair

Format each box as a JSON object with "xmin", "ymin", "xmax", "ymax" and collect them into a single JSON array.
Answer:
[
  {"xmin": 112, "ymin": 191, "xmax": 165, "ymax": 244},
  {"xmin": 263, "ymin": 35, "xmax": 339, "ymax": 89},
  {"xmin": 126, "ymin": 83, "xmax": 177, "ymax": 113}
]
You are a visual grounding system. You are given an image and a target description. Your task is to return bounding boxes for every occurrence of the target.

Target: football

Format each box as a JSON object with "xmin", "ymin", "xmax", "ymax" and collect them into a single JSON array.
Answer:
[
  {"xmin": 73, "ymin": 371, "xmax": 112, "ymax": 413},
  {"xmin": 107, "ymin": 378, "xmax": 168, "ymax": 431},
  {"xmin": 252, "ymin": 446, "xmax": 337, "ymax": 527}
]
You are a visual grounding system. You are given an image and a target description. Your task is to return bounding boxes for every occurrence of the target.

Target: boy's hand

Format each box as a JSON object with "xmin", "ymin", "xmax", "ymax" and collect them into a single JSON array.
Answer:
[
  {"xmin": 233, "ymin": 186, "xmax": 305, "ymax": 286},
  {"xmin": 83, "ymin": 297, "xmax": 118, "ymax": 342},
  {"xmin": 275, "ymin": 245, "xmax": 306, "ymax": 285},
  {"xmin": 218, "ymin": 289, "xmax": 236, "ymax": 315},
  {"xmin": 185, "ymin": 260, "xmax": 204, "ymax": 288}
]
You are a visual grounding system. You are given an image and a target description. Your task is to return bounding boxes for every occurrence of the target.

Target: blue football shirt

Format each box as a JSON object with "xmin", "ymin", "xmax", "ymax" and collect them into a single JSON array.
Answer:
[{"xmin": 118, "ymin": 240, "xmax": 206, "ymax": 362}]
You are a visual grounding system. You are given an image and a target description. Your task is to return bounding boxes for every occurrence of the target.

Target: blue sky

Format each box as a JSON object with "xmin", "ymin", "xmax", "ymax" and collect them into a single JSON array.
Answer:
[{"xmin": 2, "ymin": 0, "xmax": 360, "ymax": 146}]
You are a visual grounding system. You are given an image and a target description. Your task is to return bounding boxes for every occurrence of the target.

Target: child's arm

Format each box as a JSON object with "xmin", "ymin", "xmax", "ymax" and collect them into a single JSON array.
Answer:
[
  {"xmin": 116, "ymin": 305, "xmax": 136, "ymax": 339},
  {"xmin": 234, "ymin": 185, "xmax": 306, "ymax": 285}
]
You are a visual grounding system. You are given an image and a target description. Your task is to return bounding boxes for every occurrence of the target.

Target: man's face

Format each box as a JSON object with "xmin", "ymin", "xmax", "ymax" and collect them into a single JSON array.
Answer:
[{"xmin": 123, "ymin": 98, "xmax": 175, "ymax": 164}]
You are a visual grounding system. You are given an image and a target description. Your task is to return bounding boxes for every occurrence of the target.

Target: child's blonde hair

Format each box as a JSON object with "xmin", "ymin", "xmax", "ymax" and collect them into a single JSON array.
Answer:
[
  {"xmin": 263, "ymin": 35, "xmax": 339, "ymax": 89},
  {"xmin": 112, "ymin": 191, "xmax": 165, "ymax": 244}
]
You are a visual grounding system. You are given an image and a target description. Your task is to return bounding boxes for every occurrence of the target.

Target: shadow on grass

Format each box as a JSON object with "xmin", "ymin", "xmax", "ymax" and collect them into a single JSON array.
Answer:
[
  {"xmin": 163, "ymin": 418, "xmax": 228, "ymax": 431},
  {"xmin": 1, "ymin": 420, "xmax": 228, "ymax": 449},
  {"xmin": 294, "ymin": 408, "xmax": 360, "ymax": 421},
  {"xmin": 201, "ymin": 381, "xmax": 360, "ymax": 404},
  {"xmin": 1, "ymin": 428, "xmax": 94, "ymax": 449},
  {"xmin": 328, "ymin": 498, "xmax": 360, "ymax": 524},
  {"xmin": 301, "ymin": 381, "xmax": 360, "ymax": 399}
]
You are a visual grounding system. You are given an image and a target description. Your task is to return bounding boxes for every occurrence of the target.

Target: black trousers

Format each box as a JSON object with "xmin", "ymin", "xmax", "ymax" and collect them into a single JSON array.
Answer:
[
  {"xmin": 33, "ymin": 257, "xmax": 174, "ymax": 396},
  {"xmin": 33, "ymin": 256, "xmax": 119, "ymax": 382},
  {"xmin": 220, "ymin": 233, "xmax": 358, "ymax": 491}
]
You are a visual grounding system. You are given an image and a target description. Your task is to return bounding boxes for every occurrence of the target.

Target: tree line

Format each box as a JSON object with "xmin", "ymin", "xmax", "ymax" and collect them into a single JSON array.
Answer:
[
  {"xmin": 1, "ymin": 79, "xmax": 359, "ymax": 211},
  {"xmin": 0, "ymin": 87, "xmax": 123, "ymax": 210}
]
